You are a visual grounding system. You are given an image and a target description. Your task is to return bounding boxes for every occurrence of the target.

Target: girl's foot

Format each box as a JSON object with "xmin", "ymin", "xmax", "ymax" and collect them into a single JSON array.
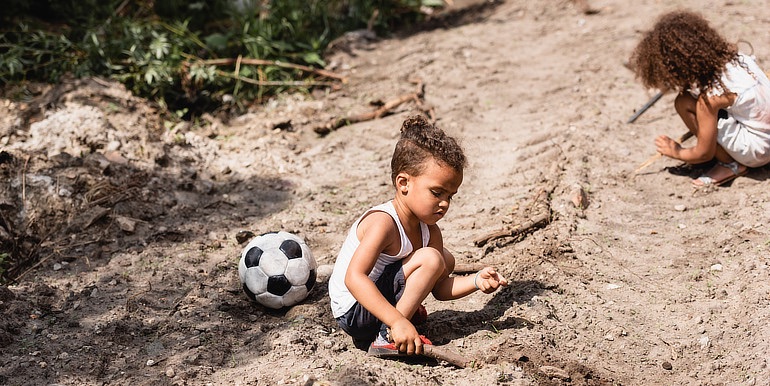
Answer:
[{"xmin": 691, "ymin": 161, "xmax": 748, "ymax": 187}]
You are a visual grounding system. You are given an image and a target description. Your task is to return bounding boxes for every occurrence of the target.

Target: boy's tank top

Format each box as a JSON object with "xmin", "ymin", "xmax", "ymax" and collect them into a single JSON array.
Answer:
[{"xmin": 328, "ymin": 201, "xmax": 429, "ymax": 318}]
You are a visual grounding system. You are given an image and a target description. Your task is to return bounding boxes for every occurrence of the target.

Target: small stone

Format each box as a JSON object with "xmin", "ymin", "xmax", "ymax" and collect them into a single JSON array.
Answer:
[
  {"xmin": 674, "ymin": 204, "xmax": 686, "ymax": 212},
  {"xmin": 315, "ymin": 264, "xmax": 334, "ymax": 280},
  {"xmin": 662, "ymin": 361, "xmax": 673, "ymax": 370},
  {"xmin": 165, "ymin": 367, "xmax": 175, "ymax": 378},
  {"xmin": 678, "ymin": 224, "xmax": 686, "ymax": 229},
  {"xmin": 539, "ymin": 365, "xmax": 570, "ymax": 380},
  {"xmin": 710, "ymin": 264, "xmax": 723, "ymax": 272},
  {"xmin": 699, "ymin": 335, "xmax": 710, "ymax": 349},
  {"xmin": 53, "ymin": 263, "xmax": 62, "ymax": 271},
  {"xmin": 236, "ymin": 230, "xmax": 255, "ymax": 244},
  {"xmin": 606, "ymin": 283, "xmax": 621, "ymax": 290},
  {"xmin": 146, "ymin": 359, "xmax": 156, "ymax": 366}
]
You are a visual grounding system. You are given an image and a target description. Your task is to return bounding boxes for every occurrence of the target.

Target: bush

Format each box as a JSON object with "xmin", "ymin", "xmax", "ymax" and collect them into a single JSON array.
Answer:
[{"xmin": 0, "ymin": 0, "xmax": 444, "ymax": 117}]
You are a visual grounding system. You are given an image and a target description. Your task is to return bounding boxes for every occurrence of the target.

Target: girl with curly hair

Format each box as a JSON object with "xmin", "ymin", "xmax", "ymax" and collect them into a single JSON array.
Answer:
[{"xmin": 630, "ymin": 10, "xmax": 770, "ymax": 186}]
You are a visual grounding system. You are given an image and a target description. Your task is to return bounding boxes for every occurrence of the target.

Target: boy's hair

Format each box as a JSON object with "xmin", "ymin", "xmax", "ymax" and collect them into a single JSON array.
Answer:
[
  {"xmin": 390, "ymin": 115, "xmax": 466, "ymax": 185},
  {"xmin": 629, "ymin": 10, "xmax": 738, "ymax": 94}
]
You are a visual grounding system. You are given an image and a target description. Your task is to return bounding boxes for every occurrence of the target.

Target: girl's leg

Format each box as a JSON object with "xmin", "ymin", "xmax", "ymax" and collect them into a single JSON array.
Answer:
[
  {"xmin": 674, "ymin": 92, "xmax": 700, "ymax": 135},
  {"xmin": 398, "ymin": 247, "xmax": 447, "ymax": 320}
]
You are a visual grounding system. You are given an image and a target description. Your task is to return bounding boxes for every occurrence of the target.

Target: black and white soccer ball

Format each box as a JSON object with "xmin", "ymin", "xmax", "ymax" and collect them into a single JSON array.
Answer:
[{"xmin": 238, "ymin": 231, "xmax": 317, "ymax": 309}]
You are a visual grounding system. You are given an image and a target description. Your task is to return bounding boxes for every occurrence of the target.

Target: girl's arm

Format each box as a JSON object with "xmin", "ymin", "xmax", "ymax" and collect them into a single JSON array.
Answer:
[
  {"xmin": 656, "ymin": 93, "xmax": 733, "ymax": 163},
  {"xmin": 344, "ymin": 212, "xmax": 417, "ymax": 339}
]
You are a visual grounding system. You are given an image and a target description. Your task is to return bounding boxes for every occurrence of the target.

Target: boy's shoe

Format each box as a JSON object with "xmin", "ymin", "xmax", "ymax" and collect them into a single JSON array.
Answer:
[
  {"xmin": 410, "ymin": 304, "xmax": 428, "ymax": 325},
  {"xmin": 367, "ymin": 332, "xmax": 433, "ymax": 357}
]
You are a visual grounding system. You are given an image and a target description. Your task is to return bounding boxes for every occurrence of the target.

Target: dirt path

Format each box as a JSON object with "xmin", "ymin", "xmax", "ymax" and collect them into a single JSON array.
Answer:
[{"xmin": 2, "ymin": 0, "xmax": 770, "ymax": 385}]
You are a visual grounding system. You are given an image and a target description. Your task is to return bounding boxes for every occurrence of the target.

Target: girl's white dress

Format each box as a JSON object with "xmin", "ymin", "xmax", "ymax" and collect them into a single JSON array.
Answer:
[{"xmin": 691, "ymin": 53, "xmax": 770, "ymax": 167}]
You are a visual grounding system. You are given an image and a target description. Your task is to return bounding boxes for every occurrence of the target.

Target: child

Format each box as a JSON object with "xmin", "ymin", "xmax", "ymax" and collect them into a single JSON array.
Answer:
[
  {"xmin": 629, "ymin": 10, "xmax": 770, "ymax": 186},
  {"xmin": 328, "ymin": 115, "xmax": 508, "ymax": 356}
]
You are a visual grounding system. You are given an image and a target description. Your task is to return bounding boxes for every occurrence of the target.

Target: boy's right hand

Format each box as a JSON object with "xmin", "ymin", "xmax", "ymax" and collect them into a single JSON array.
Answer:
[{"xmin": 388, "ymin": 318, "xmax": 424, "ymax": 355}]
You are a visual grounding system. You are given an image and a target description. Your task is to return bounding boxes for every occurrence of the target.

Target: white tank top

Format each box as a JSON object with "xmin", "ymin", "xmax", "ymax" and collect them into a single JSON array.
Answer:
[{"xmin": 328, "ymin": 201, "xmax": 430, "ymax": 318}]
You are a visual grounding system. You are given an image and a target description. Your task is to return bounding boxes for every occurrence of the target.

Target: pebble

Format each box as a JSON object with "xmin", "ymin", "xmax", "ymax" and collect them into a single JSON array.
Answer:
[
  {"xmin": 539, "ymin": 365, "xmax": 570, "ymax": 380},
  {"xmin": 710, "ymin": 264, "xmax": 723, "ymax": 272},
  {"xmin": 165, "ymin": 367, "xmax": 175, "ymax": 378},
  {"xmin": 146, "ymin": 359, "xmax": 156, "ymax": 366},
  {"xmin": 662, "ymin": 361, "xmax": 673, "ymax": 370},
  {"xmin": 674, "ymin": 204, "xmax": 686, "ymax": 212},
  {"xmin": 315, "ymin": 264, "xmax": 334, "ymax": 280},
  {"xmin": 699, "ymin": 335, "xmax": 710, "ymax": 350}
]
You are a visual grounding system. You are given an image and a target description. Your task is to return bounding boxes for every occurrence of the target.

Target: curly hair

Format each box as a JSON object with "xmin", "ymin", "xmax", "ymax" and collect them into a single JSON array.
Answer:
[
  {"xmin": 390, "ymin": 115, "xmax": 466, "ymax": 185},
  {"xmin": 629, "ymin": 10, "xmax": 739, "ymax": 94}
]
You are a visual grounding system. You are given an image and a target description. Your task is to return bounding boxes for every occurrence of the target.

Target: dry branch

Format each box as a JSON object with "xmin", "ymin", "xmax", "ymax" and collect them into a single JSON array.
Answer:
[
  {"xmin": 314, "ymin": 78, "xmax": 426, "ymax": 135},
  {"xmin": 199, "ymin": 57, "xmax": 347, "ymax": 81},
  {"xmin": 452, "ymin": 263, "xmax": 485, "ymax": 274},
  {"xmin": 424, "ymin": 345, "xmax": 473, "ymax": 368},
  {"xmin": 473, "ymin": 212, "xmax": 551, "ymax": 247}
]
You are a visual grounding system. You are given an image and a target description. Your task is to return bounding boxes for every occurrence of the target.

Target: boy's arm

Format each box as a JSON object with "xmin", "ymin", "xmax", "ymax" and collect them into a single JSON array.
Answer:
[
  {"xmin": 427, "ymin": 226, "xmax": 508, "ymax": 300},
  {"xmin": 432, "ymin": 266, "xmax": 508, "ymax": 300},
  {"xmin": 344, "ymin": 212, "xmax": 419, "ymax": 345}
]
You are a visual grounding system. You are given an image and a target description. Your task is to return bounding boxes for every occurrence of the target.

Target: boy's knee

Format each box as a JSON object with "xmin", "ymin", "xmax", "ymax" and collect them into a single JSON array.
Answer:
[{"xmin": 411, "ymin": 247, "xmax": 446, "ymax": 272}]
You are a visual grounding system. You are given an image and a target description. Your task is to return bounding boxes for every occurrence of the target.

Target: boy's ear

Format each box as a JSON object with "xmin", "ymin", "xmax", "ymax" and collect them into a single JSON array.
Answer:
[{"xmin": 395, "ymin": 172, "xmax": 409, "ymax": 193}]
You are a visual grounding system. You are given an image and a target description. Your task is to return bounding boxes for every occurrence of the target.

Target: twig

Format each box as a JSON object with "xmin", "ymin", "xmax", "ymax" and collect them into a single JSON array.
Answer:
[
  {"xmin": 627, "ymin": 91, "xmax": 664, "ymax": 124},
  {"xmin": 216, "ymin": 70, "xmax": 338, "ymax": 87},
  {"xmin": 314, "ymin": 78, "xmax": 425, "ymax": 135},
  {"xmin": 473, "ymin": 212, "xmax": 551, "ymax": 247},
  {"xmin": 452, "ymin": 263, "xmax": 485, "ymax": 274},
  {"xmin": 199, "ymin": 57, "xmax": 347, "ymax": 82},
  {"xmin": 424, "ymin": 345, "xmax": 472, "ymax": 368},
  {"xmin": 633, "ymin": 131, "xmax": 694, "ymax": 174}
]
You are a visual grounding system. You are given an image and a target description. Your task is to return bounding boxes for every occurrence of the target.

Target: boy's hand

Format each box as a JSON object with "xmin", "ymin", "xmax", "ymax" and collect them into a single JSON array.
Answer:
[
  {"xmin": 654, "ymin": 135, "xmax": 682, "ymax": 158},
  {"xmin": 475, "ymin": 267, "xmax": 509, "ymax": 294},
  {"xmin": 388, "ymin": 318, "xmax": 423, "ymax": 355}
]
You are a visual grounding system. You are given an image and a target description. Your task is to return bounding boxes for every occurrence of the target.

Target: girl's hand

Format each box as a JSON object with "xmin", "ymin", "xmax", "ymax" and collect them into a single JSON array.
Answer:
[
  {"xmin": 654, "ymin": 135, "xmax": 681, "ymax": 158},
  {"xmin": 475, "ymin": 267, "xmax": 509, "ymax": 294}
]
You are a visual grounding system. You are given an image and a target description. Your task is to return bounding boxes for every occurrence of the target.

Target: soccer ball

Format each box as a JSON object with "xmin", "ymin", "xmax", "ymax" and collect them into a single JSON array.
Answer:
[{"xmin": 238, "ymin": 231, "xmax": 317, "ymax": 309}]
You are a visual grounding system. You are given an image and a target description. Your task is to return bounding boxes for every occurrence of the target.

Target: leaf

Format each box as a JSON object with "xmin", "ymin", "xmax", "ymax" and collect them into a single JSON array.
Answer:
[{"xmin": 204, "ymin": 33, "xmax": 229, "ymax": 52}]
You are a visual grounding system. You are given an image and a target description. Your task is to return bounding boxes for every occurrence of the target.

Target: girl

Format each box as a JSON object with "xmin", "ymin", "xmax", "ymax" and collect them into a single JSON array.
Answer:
[
  {"xmin": 630, "ymin": 10, "xmax": 770, "ymax": 186},
  {"xmin": 328, "ymin": 115, "xmax": 508, "ymax": 356}
]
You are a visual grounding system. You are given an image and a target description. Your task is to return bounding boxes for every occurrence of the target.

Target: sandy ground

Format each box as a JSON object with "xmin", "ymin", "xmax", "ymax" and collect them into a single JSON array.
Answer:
[{"xmin": 2, "ymin": 0, "xmax": 770, "ymax": 385}]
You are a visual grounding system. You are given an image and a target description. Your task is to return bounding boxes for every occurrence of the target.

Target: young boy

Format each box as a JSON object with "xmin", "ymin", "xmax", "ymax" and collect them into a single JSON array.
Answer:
[{"xmin": 328, "ymin": 115, "xmax": 508, "ymax": 356}]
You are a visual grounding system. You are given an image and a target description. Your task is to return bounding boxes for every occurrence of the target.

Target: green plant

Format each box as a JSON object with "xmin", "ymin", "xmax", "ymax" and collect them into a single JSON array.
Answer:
[{"xmin": 1, "ymin": 0, "xmax": 447, "ymax": 117}]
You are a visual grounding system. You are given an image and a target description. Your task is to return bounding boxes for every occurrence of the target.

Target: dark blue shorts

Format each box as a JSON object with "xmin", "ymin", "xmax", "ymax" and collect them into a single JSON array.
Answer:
[{"xmin": 336, "ymin": 261, "xmax": 405, "ymax": 345}]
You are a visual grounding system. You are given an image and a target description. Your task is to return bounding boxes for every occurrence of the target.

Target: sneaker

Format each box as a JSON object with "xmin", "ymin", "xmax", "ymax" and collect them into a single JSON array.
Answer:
[
  {"xmin": 367, "ymin": 332, "xmax": 433, "ymax": 357},
  {"xmin": 410, "ymin": 304, "xmax": 428, "ymax": 325}
]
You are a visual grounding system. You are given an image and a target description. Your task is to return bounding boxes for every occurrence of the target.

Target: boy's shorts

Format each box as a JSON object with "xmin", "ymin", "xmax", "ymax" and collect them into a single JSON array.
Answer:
[{"xmin": 336, "ymin": 261, "xmax": 405, "ymax": 347}]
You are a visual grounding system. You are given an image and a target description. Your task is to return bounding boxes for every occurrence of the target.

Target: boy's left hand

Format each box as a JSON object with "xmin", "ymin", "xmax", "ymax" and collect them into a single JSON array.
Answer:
[{"xmin": 476, "ymin": 267, "xmax": 508, "ymax": 294}]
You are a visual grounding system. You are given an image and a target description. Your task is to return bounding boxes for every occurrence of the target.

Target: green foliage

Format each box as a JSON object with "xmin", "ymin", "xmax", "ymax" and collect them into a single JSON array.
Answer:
[{"xmin": 0, "ymin": 0, "xmax": 445, "ymax": 117}]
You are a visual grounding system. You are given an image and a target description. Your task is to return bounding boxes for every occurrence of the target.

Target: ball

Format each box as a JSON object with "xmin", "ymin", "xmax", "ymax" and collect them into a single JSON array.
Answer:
[{"xmin": 238, "ymin": 231, "xmax": 317, "ymax": 309}]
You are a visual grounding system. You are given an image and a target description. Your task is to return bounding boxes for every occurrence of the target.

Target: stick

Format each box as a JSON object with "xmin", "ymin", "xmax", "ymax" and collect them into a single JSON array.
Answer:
[
  {"xmin": 627, "ymin": 91, "xmax": 664, "ymax": 124},
  {"xmin": 633, "ymin": 131, "xmax": 694, "ymax": 174},
  {"xmin": 198, "ymin": 57, "xmax": 347, "ymax": 81},
  {"xmin": 473, "ymin": 212, "xmax": 551, "ymax": 247},
  {"xmin": 314, "ymin": 78, "xmax": 425, "ymax": 135},
  {"xmin": 452, "ymin": 263, "xmax": 485, "ymax": 274},
  {"xmin": 424, "ymin": 345, "xmax": 472, "ymax": 368}
]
